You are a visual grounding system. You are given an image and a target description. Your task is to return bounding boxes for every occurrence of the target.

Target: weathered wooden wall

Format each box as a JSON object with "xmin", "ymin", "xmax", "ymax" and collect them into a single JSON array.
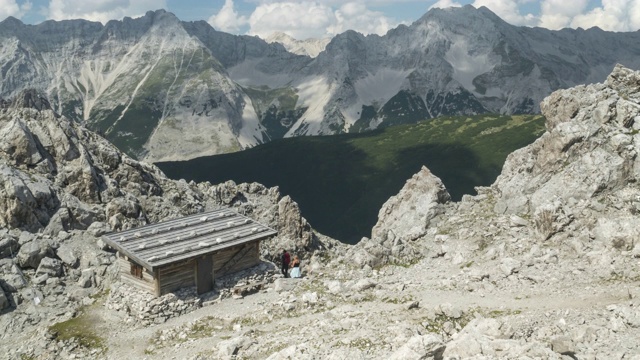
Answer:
[
  {"xmin": 117, "ymin": 241, "xmax": 263, "ymax": 296},
  {"xmin": 212, "ymin": 242, "xmax": 260, "ymax": 278},
  {"xmin": 117, "ymin": 253, "xmax": 156, "ymax": 294},
  {"xmin": 158, "ymin": 259, "xmax": 196, "ymax": 295}
]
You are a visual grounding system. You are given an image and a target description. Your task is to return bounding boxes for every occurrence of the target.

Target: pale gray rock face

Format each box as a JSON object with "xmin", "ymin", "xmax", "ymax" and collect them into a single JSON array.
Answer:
[
  {"xmin": 350, "ymin": 166, "xmax": 450, "ymax": 267},
  {"xmin": 16, "ymin": 240, "xmax": 52, "ymax": 269},
  {"xmin": 372, "ymin": 166, "xmax": 450, "ymax": 243},
  {"xmin": 492, "ymin": 64, "xmax": 640, "ymax": 218},
  {"xmin": 35, "ymin": 257, "xmax": 62, "ymax": 277},
  {"xmin": 55, "ymin": 243, "xmax": 78, "ymax": 267},
  {"xmin": 388, "ymin": 334, "xmax": 445, "ymax": 359},
  {"xmin": 0, "ymin": 260, "xmax": 27, "ymax": 293},
  {"xmin": 276, "ymin": 195, "xmax": 315, "ymax": 251}
]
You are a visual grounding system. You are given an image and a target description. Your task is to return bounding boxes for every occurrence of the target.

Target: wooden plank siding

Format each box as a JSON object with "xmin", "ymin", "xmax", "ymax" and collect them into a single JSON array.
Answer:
[
  {"xmin": 158, "ymin": 259, "xmax": 196, "ymax": 295},
  {"xmin": 117, "ymin": 241, "xmax": 262, "ymax": 297},
  {"xmin": 117, "ymin": 253, "xmax": 156, "ymax": 294},
  {"xmin": 213, "ymin": 242, "xmax": 260, "ymax": 278}
]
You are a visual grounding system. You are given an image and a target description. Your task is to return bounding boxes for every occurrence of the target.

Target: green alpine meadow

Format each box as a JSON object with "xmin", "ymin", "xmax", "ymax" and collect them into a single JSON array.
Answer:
[{"xmin": 157, "ymin": 114, "xmax": 546, "ymax": 243}]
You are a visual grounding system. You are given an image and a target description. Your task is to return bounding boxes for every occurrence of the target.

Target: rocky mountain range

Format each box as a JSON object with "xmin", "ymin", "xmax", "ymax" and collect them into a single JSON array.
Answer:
[
  {"xmin": 265, "ymin": 32, "xmax": 330, "ymax": 58},
  {"xmin": 1, "ymin": 62, "xmax": 640, "ymax": 357},
  {"xmin": 2, "ymin": 6, "xmax": 640, "ymax": 162}
]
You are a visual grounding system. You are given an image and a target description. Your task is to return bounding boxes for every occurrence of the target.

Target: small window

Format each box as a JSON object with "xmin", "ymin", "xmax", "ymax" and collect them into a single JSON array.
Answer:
[{"xmin": 130, "ymin": 263, "xmax": 143, "ymax": 279}]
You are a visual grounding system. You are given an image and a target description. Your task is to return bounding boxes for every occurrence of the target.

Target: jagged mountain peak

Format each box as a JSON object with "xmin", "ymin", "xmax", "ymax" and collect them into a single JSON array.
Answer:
[
  {"xmin": 264, "ymin": 31, "xmax": 329, "ymax": 57},
  {"xmin": 414, "ymin": 4, "xmax": 506, "ymax": 32},
  {"xmin": 2, "ymin": 8, "xmax": 640, "ymax": 162},
  {"xmin": 265, "ymin": 31, "xmax": 295, "ymax": 42},
  {"xmin": 105, "ymin": 9, "xmax": 184, "ymax": 36},
  {"xmin": 0, "ymin": 16, "xmax": 24, "ymax": 28}
]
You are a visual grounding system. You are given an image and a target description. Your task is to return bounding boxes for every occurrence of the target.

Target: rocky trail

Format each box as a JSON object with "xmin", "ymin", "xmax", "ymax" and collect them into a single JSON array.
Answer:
[{"xmin": 98, "ymin": 256, "xmax": 639, "ymax": 359}]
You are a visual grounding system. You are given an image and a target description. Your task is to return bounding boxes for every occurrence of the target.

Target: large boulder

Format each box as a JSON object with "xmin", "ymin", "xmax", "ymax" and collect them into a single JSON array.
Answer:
[
  {"xmin": 441, "ymin": 318, "xmax": 557, "ymax": 359},
  {"xmin": 276, "ymin": 195, "xmax": 315, "ymax": 251},
  {"xmin": 55, "ymin": 243, "xmax": 79, "ymax": 267},
  {"xmin": 0, "ymin": 164, "xmax": 59, "ymax": 231},
  {"xmin": 389, "ymin": 334, "xmax": 445, "ymax": 360},
  {"xmin": 0, "ymin": 259, "xmax": 28, "ymax": 292},
  {"xmin": 351, "ymin": 166, "xmax": 450, "ymax": 266},
  {"xmin": 16, "ymin": 240, "xmax": 53, "ymax": 269},
  {"xmin": 35, "ymin": 257, "xmax": 62, "ymax": 277},
  {"xmin": 0, "ymin": 236, "xmax": 19, "ymax": 258},
  {"xmin": 372, "ymin": 166, "xmax": 450, "ymax": 243}
]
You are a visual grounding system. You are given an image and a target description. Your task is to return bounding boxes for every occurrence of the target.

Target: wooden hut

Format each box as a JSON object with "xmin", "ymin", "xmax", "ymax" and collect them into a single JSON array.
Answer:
[{"xmin": 102, "ymin": 209, "xmax": 277, "ymax": 296}]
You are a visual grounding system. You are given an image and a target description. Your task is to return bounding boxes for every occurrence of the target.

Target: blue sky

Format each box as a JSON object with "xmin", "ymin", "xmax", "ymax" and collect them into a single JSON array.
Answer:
[{"xmin": 4, "ymin": 0, "xmax": 640, "ymax": 39}]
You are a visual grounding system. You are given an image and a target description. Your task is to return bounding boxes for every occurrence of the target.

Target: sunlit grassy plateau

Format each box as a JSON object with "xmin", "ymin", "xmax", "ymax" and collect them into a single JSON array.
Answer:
[{"xmin": 157, "ymin": 114, "xmax": 546, "ymax": 244}]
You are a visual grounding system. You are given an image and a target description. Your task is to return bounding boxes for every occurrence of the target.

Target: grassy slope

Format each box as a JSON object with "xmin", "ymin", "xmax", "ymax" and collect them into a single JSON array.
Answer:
[{"xmin": 157, "ymin": 114, "xmax": 546, "ymax": 244}]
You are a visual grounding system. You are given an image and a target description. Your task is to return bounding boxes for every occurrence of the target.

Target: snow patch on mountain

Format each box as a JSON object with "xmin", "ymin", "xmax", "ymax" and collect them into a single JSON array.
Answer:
[
  {"xmin": 228, "ymin": 59, "xmax": 296, "ymax": 88},
  {"xmin": 286, "ymin": 76, "xmax": 332, "ymax": 136},
  {"xmin": 355, "ymin": 69, "xmax": 412, "ymax": 105},
  {"xmin": 343, "ymin": 69, "xmax": 413, "ymax": 126},
  {"xmin": 444, "ymin": 37, "xmax": 495, "ymax": 95},
  {"xmin": 238, "ymin": 93, "xmax": 266, "ymax": 148}
]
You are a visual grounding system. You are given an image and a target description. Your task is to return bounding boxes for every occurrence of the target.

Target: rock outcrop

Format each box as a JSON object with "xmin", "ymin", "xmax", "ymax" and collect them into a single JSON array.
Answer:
[
  {"xmin": 361, "ymin": 64, "xmax": 640, "ymax": 276},
  {"xmin": 0, "ymin": 89, "xmax": 337, "ymax": 350},
  {"xmin": 338, "ymin": 65, "xmax": 640, "ymax": 358}
]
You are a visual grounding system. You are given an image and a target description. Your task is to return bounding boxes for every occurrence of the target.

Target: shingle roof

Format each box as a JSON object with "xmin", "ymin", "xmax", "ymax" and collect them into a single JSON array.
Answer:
[{"xmin": 102, "ymin": 209, "xmax": 277, "ymax": 271}]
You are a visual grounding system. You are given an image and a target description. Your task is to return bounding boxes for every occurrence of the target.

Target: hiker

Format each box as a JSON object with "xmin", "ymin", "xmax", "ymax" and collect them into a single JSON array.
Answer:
[
  {"xmin": 290, "ymin": 255, "xmax": 301, "ymax": 278},
  {"xmin": 280, "ymin": 249, "xmax": 290, "ymax": 277}
]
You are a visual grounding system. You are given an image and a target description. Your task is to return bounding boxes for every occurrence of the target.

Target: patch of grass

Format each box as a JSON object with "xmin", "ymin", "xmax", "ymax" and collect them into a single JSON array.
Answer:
[
  {"xmin": 89, "ymin": 289, "xmax": 110, "ymax": 300},
  {"xmin": 460, "ymin": 261, "xmax": 474, "ymax": 269},
  {"xmin": 232, "ymin": 316, "xmax": 261, "ymax": 327},
  {"xmin": 158, "ymin": 114, "xmax": 545, "ymax": 244},
  {"xmin": 48, "ymin": 310, "xmax": 106, "ymax": 353},
  {"xmin": 372, "ymin": 259, "xmax": 418, "ymax": 271},
  {"xmin": 382, "ymin": 294, "xmax": 414, "ymax": 304},
  {"xmin": 422, "ymin": 309, "xmax": 476, "ymax": 335},
  {"xmin": 477, "ymin": 239, "xmax": 489, "ymax": 251},
  {"xmin": 348, "ymin": 337, "xmax": 375, "ymax": 350},
  {"xmin": 485, "ymin": 308, "xmax": 522, "ymax": 318}
]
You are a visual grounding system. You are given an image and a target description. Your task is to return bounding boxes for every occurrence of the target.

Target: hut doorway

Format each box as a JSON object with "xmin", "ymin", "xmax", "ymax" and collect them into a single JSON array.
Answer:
[{"xmin": 196, "ymin": 255, "xmax": 214, "ymax": 294}]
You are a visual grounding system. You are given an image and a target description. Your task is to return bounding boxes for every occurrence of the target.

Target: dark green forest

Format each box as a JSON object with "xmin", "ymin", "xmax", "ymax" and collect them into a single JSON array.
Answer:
[{"xmin": 157, "ymin": 114, "xmax": 546, "ymax": 244}]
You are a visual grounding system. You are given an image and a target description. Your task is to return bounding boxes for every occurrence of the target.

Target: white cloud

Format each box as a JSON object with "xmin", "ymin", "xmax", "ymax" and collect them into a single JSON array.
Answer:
[
  {"xmin": 471, "ymin": 0, "xmax": 536, "ymax": 26},
  {"xmin": 538, "ymin": 0, "xmax": 589, "ymax": 29},
  {"xmin": 430, "ymin": 0, "xmax": 463, "ymax": 9},
  {"xmin": 247, "ymin": 1, "xmax": 334, "ymax": 39},
  {"xmin": 0, "ymin": 0, "xmax": 31, "ymax": 20},
  {"xmin": 207, "ymin": 0, "xmax": 640, "ymax": 38},
  {"xmin": 47, "ymin": 0, "xmax": 166, "ymax": 23},
  {"xmin": 570, "ymin": 0, "xmax": 640, "ymax": 31},
  {"xmin": 327, "ymin": 2, "xmax": 397, "ymax": 36},
  {"xmin": 208, "ymin": 0, "xmax": 248, "ymax": 33},
  {"xmin": 214, "ymin": 0, "xmax": 402, "ymax": 40}
]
